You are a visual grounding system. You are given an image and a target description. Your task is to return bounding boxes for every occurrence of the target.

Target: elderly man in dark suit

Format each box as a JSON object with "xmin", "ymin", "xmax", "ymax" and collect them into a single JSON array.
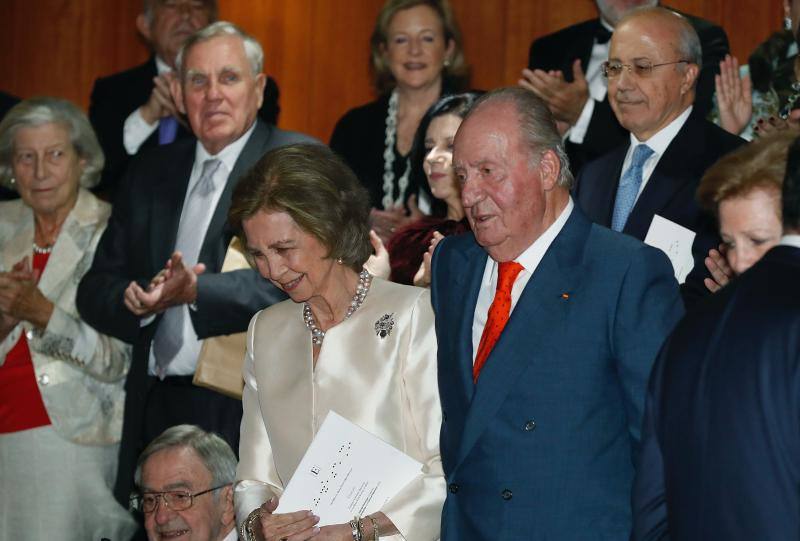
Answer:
[
  {"xmin": 573, "ymin": 7, "xmax": 743, "ymax": 305},
  {"xmin": 77, "ymin": 21, "xmax": 315, "ymax": 507},
  {"xmin": 432, "ymin": 87, "xmax": 683, "ymax": 540},
  {"xmin": 89, "ymin": 0, "xmax": 280, "ymax": 198},
  {"xmin": 521, "ymin": 0, "xmax": 729, "ymax": 175},
  {"xmin": 632, "ymin": 136, "xmax": 800, "ymax": 541}
]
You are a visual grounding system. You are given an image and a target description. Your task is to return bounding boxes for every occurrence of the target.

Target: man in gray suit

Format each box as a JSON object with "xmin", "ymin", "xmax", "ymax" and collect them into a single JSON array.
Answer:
[{"xmin": 77, "ymin": 21, "xmax": 316, "ymax": 507}]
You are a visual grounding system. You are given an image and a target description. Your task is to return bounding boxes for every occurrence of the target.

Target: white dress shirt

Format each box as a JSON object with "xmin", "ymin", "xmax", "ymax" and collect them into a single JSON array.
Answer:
[
  {"xmin": 780, "ymin": 234, "xmax": 800, "ymax": 249},
  {"xmin": 619, "ymin": 105, "xmax": 693, "ymax": 203},
  {"xmin": 145, "ymin": 121, "xmax": 257, "ymax": 377},
  {"xmin": 567, "ymin": 19, "xmax": 613, "ymax": 145},
  {"xmin": 471, "ymin": 198, "xmax": 574, "ymax": 363},
  {"xmin": 123, "ymin": 55, "xmax": 171, "ymax": 155}
]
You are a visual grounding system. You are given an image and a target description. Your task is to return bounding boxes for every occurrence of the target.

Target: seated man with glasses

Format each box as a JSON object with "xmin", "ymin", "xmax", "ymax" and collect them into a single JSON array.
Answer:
[
  {"xmin": 573, "ymin": 6, "xmax": 744, "ymax": 307},
  {"xmin": 133, "ymin": 424, "xmax": 237, "ymax": 541}
]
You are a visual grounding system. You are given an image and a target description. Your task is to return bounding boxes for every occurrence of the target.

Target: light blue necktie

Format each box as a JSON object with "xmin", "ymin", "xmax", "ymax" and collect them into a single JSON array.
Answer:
[
  {"xmin": 152, "ymin": 158, "xmax": 222, "ymax": 377},
  {"xmin": 611, "ymin": 144, "xmax": 654, "ymax": 232}
]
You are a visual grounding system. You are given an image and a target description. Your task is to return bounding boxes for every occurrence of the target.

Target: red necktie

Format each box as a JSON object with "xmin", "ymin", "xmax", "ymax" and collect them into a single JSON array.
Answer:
[{"xmin": 473, "ymin": 261, "xmax": 525, "ymax": 383}]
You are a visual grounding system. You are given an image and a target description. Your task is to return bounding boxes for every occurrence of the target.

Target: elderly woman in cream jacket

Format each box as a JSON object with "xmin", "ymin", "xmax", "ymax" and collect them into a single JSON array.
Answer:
[
  {"xmin": 0, "ymin": 98, "xmax": 135, "ymax": 540},
  {"xmin": 229, "ymin": 144, "xmax": 445, "ymax": 541}
]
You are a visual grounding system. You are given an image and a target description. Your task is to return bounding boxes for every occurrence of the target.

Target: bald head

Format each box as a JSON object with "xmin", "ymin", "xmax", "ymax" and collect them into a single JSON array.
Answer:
[{"xmin": 607, "ymin": 7, "xmax": 701, "ymax": 140}]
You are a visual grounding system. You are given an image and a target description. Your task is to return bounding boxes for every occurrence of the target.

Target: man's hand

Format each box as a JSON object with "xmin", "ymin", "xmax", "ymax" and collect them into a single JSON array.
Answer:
[
  {"xmin": 139, "ymin": 72, "xmax": 180, "ymax": 125},
  {"xmin": 123, "ymin": 252, "xmax": 205, "ymax": 316},
  {"xmin": 715, "ymin": 54, "xmax": 752, "ymax": 136},
  {"xmin": 519, "ymin": 59, "xmax": 589, "ymax": 126}
]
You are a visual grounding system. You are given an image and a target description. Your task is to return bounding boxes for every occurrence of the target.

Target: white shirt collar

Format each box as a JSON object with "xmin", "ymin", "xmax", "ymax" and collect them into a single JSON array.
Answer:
[
  {"xmin": 780, "ymin": 234, "xmax": 800, "ymax": 249},
  {"xmin": 155, "ymin": 55, "xmax": 172, "ymax": 75},
  {"xmin": 194, "ymin": 120, "xmax": 257, "ymax": 173},
  {"xmin": 629, "ymin": 105, "xmax": 693, "ymax": 156},
  {"xmin": 221, "ymin": 527, "xmax": 238, "ymax": 541},
  {"xmin": 514, "ymin": 197, "xmax": 574, "ymax": 272}
]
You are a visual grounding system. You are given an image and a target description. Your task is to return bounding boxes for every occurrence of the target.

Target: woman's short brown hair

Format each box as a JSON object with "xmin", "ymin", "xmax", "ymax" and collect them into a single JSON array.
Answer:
[
  {"xmin": 370, "ymin": 0, "xmax": 467, "ymax": 94},
  {"xmin": 697, "ymin": 130, "xmax": 795, "ymax": 217},
  {"xmin": 229, "ymin": 144, "xmax": 372, "ymax": 271}
]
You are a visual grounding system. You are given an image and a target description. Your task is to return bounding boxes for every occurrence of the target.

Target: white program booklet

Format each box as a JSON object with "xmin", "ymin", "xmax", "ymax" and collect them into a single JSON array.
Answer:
[
  {"xmin": 275, "ymin": 410, "xmax": 423, "ymax": 526},
  {"xmin": 644, "ymin": 214, "xmax": 696, "ymax": 284}
]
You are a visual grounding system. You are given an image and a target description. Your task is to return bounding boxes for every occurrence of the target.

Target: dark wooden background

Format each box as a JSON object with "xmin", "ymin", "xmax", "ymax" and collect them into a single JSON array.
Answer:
[{"xmin": 0, "ymin": 0, "xmax": 783, "ymax": 141}]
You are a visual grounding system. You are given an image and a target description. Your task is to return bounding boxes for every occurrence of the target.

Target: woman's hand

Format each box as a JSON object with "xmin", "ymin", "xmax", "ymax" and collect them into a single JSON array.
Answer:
[
  {"xmin": 704, "ymin": 244, "xmax": 734, "ymax": 293},
  {"xmin": 715, "ymin": 54, "xmax": 752, "ymax": 136},
  {"xmin": 252, "ymin": 496, "xmax": 320, "ymax": 541},
  {"xmin": 413, "ymin": 231, "xmax": 445, "ymax": 287},
  {"xmin": 754, "ymin": 109, "xmax": 800, "ymax": 136},
  {"xmin": 364, "ymin": 230, "xmax": 391, "ymax": 279},
  {"xmin": 0, "ymin": 257, "xmax": 53, "ymax": 329}
]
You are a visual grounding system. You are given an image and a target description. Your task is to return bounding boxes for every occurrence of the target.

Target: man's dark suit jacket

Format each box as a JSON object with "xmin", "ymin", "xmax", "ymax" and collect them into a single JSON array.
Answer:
[
  {"xmin": 431, "ymin": 207, "xmax": 684, "ymax": 540},
  {"xmin": 632, "ymin": 245, "xmax": 800, "ymax": 540},
  {"xmin": 89, "ymin": 57, "xmax": 281, "ymax": 198},
  {"xmin": 76, "ymin": 120, "xmax": 313, "ymax": 504},
  {"xmin": 574, "ymin": 115, "xmax": 744, "ymax": 304},
  {"xmin": 529, "ymin": 12, "xmax": 729, "ymax": 174}
]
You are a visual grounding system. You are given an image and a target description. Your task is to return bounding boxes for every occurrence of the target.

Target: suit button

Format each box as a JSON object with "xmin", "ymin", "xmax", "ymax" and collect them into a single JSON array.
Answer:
[
  {"xmin": 38, "ymin": 373, "xmax": 50, "ymax": 386},
  {"xmin": 502, "ymin": 489, "xmax": 513, "ymax": 500},
  {"xmin": 523, "ymin": 420, "xmax": 536, "ymax": 431},
  {"xmin": 448, "ymin": 483, "xmax": 460, "ymax": 494}
]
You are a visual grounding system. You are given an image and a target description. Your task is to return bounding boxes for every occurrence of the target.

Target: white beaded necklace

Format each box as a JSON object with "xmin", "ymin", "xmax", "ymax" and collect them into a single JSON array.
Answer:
[
  {"xmin": 303, "ymin": 270, "xmax": 373, "ymax": 345},
  {"xmin": 382, "ymin": 89, "xmax": 411, "ymax": 209}
]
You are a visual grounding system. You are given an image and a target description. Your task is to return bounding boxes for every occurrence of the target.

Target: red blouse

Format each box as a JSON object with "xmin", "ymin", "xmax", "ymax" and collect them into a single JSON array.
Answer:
[{"xmin": 0, "ymin": 252, "xmax": 52, "ymax": 433}]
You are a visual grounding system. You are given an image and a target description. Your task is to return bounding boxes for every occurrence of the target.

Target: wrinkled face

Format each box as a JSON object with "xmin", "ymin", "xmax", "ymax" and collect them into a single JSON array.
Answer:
[
  {"xmin": 595, "ymin": 0, "xmax": 657, "ymax": 26},
  {"xmin": 12, "ymin": 122, "xmax": 84, "ymax": 217},
  {"xmin": 607, "ymin": 15, "xmax": 697, "ymax": 141},
  {"xmin": 454, "ymin": 102, "xmax": 557, "ymax": 262},
  {"xmin": 424, "ymin": 113, "xmax": 462, "ymax": 205},
  {"xmin": 141, "ymin": 447, "xmax": 231, "ymax": 541},
  {"xmin": 142, "ymin": 0, "xmax": 213, "ymax": 67},
  {"xmin": 173, "ymin": 35, "xmax": 265, "ymax": 155},
  {"xmin": 718, "ymin": 187, "xmax": 782, "ymax": 275},
  {"xmin": 242, "ymin": 209, "xmax": 338, "ymax": 304},
  {"xmin": 383, "ymin": 4, "xmax": 454, "ymax": 91}
]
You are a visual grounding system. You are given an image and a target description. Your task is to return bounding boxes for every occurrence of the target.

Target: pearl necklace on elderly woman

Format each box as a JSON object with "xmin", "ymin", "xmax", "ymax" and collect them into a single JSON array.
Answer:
[
  {"xmin": 32, "ymin": 242, "xmax": 53, "ymax": 255},
  {"xmin": 382, "ymin": 89, "xmax": 411, "ymax": 210},
  {"xmin": 303, "ymin": 270, "xmax": 373, "ymax": 345}
]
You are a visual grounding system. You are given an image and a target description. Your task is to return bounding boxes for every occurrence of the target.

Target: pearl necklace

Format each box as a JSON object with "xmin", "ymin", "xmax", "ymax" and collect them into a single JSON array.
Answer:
[
  {"xmin": 382, "ymin": 89, "xmax": 411, "ymax": 209},
  {"xmin": 32, "ymin": 242, "xmax": 53, "ymax": 255},
  {"xmin": 303, "ymin": 270, "xmax": 373, "ymax": 345}
]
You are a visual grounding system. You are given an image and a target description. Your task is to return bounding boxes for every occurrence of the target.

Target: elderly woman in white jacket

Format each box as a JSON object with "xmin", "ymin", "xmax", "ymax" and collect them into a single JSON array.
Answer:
[{"xmin": 0, "ymin": 97, "xmax": 136, "ymax": 540}]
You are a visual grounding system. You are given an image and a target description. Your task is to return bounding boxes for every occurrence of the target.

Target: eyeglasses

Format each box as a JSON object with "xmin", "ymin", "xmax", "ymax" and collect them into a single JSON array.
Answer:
[
  {"xmin": 601, "ymin": 60, "xmax": 690, "ymax": 79},
  {"xmin": 132, "ymin": 484, "xmax": 229, "ymax": 514}
]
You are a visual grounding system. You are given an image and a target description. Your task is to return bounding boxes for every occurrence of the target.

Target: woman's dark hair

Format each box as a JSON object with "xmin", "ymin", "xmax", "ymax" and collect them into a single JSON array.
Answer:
[
  {"xmin": 228, "ymin": 144, "xmax": 372, "ymax": 272},
  {"xmin": 783, "ymin": 135, "xmax": 800, "ymax": 231},
  {"xmin": 748, "ymin": 29, "xmax": 796, "ymax": 101},
  {"xmin": 408, "ymin": 91, "xmax": 482, "ymax": 217}
]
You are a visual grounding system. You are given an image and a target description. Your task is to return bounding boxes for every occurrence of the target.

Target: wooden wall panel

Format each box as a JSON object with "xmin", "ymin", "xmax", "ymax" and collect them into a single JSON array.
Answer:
[{"xmin": 0, "ymin": 0, "xmax": 787, "ymax": 143}]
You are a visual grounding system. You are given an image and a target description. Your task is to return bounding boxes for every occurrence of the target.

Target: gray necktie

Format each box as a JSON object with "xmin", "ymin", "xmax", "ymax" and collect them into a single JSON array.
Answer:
[
  {"xmin": 611, "ymin": 144, "xmax": 654, "ymax": 232},
  {"xmin": 152, "ymin": 158, "xmax": 222, "ymax": 377}
]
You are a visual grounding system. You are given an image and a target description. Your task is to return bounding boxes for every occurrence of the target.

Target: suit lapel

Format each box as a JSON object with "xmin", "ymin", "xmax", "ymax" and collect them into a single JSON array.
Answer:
[
  {"xmin": 582, "ymin": 145, "xmax": 626, "ymax": 227},
  {"xmin": 453, "ymin": 209, "xmax": 590, "ymax": 470},
  {"xmin": 452, "ymin": 240, "xmax": 488, "ymax": 402},
  {"xmin": 149, "ymin": 143, "xmax": 195, "ymax": 271},
  {"xmin": 624, "ymin": 117, "xmax": 704, "ymax": 239},
  {"xmin": 199, "ymin": 121, "xmax": 271, "ymax": 270}
]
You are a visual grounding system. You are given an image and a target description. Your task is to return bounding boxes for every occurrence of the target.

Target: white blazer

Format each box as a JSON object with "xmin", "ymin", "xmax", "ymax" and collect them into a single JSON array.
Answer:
[
  {"xmin": 0, "ymin": 189, "xmax": 130, "ymax": 445},
  {"xmin": 235, "ymin": 278, "xmax": 444, "ymax": 540}
]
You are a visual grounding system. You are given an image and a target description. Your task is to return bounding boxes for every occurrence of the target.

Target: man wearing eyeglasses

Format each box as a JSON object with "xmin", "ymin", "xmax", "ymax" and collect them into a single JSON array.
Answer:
[
  {"xmin": 573, "ymin": 7, "xmax": 744, "ymax": 306},
  {"xmin": 134, "ymin": 424, "xmax": 237, "ymax": 541},
  {"xmin": 520, "ymin": 1, "xmax": 729, "ymax": 176}
]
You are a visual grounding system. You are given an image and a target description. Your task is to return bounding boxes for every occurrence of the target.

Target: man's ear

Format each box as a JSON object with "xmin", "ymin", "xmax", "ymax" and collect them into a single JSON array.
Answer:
[
  {"xmin": 170, "ymin": 74, "xmax": 186, "ymax": 115},
  {"xmin": 220, "ymin": 485, "xmax": 235, "ymax": 529},
  {"xmin": 136, "ymin": 13, "xmax": 152, "ymax": 43},
  {"xmin": 254, "ymin": 73, "xmax": 267, "ymax": 110},
  {"xmin": 538, "ymin": 149, "xmax": 561, "ymax": 191},
  {"xmin": 680, "ymin": 63, "xmax": 700, "ymax": 96}
]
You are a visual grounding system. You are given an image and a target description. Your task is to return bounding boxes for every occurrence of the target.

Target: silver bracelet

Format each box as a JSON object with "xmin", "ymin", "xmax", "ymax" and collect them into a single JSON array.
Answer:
[
  {"xmin": 370, "ymin": 516, "xmax": 380, "ymax": 541},
  {"xmin": 349, "ymin": 517, "xmax": 361, "ymax": 541}
]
